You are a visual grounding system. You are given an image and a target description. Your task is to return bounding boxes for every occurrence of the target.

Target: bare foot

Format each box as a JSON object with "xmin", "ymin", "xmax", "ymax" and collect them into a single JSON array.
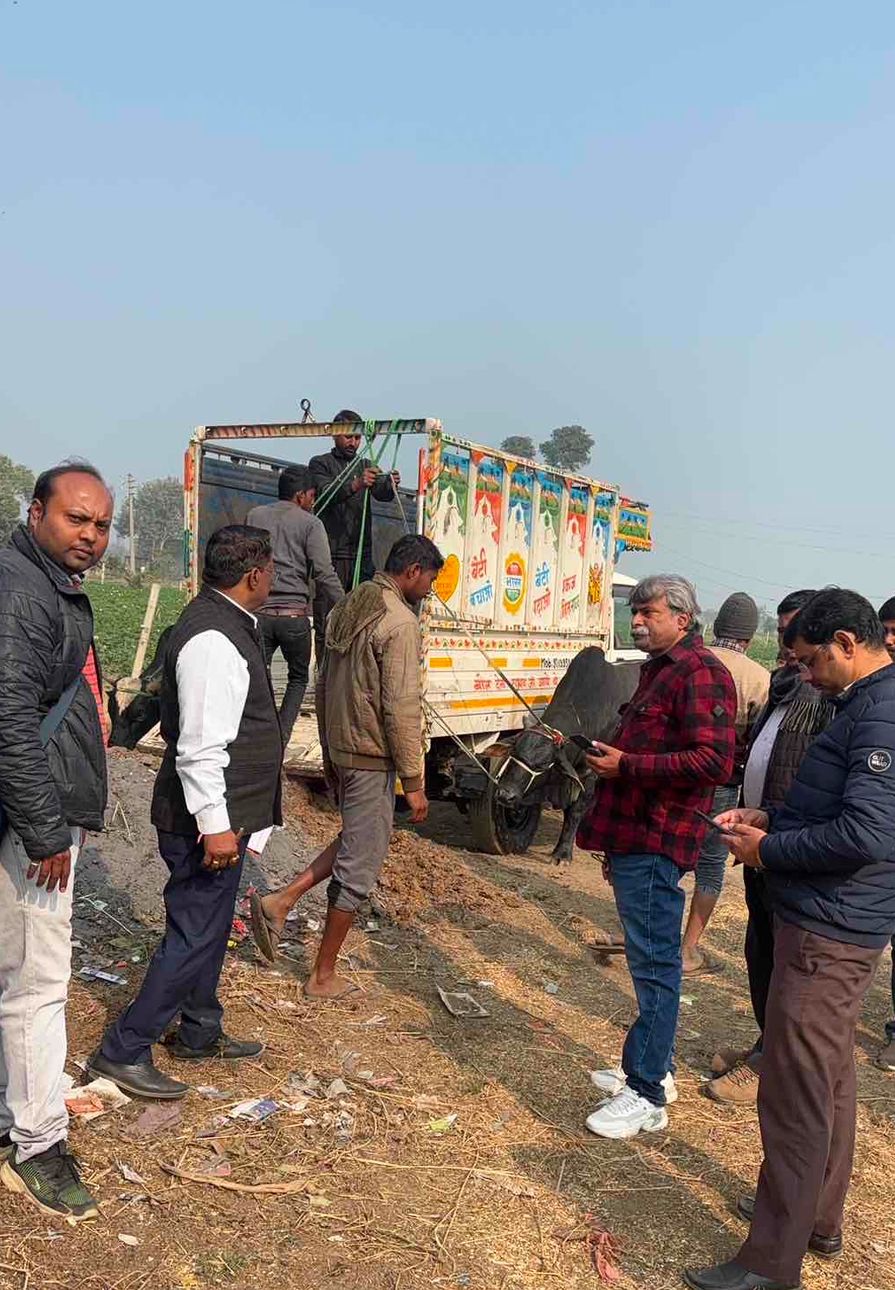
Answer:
[{"xmin": 303, "ymin": 972, "xmax": 360, "ymax": 1000}]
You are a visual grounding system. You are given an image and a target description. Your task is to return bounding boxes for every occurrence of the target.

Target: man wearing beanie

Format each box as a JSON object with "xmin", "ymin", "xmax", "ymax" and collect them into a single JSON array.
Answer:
[{"xmin": 681, "ymin": 593, "xmax": 769, "ymax": 977}]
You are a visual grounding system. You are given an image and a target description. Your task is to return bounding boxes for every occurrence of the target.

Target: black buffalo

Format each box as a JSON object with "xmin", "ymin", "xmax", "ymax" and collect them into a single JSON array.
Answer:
[
  {"xmin": 496, "ymin": 647, "xmax": 640, "ymax": 862},
  {"xmin": 107, "ymin": 626, "xmax": 173, "ymax": 749}
]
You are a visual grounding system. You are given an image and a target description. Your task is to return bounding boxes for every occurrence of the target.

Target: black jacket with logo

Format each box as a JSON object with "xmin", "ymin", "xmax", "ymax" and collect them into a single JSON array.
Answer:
[
  {"xmin": 761, "ymin": 664, "xmax": 895, "ymax": 947},
  {"xmin": 0, "ymin": 525, "xmax": 107, "ymax": 858}
]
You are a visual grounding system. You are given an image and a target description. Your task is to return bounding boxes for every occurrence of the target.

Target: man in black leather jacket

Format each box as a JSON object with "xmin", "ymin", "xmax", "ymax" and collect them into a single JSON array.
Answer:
[{"xmin": 0, "ymin": 462, "xmax": 112, "ymax": 1222}]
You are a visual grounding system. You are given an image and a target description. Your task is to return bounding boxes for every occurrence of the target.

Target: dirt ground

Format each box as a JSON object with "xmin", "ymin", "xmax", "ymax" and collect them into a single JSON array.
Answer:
[{"xmin": 2, "ymin": 750, "xmax": 895, "ymax": 1290}]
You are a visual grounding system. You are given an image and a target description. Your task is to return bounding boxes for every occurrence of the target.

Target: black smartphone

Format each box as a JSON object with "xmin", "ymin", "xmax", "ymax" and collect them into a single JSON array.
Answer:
[
  {"xmin": 694, "ymin": 808, "xmax": 730, "ymax": 834},
  {"xmin": 568, "ymin": 734, "xmax": 606, "ymax": 756}
]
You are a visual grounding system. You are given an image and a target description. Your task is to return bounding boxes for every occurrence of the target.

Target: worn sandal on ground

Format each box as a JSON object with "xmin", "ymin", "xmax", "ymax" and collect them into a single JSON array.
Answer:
[
  {"xmin": 249, "ymin": 891, "xmax": 280, "ymax": 965},
  {"xmin": 682, "ymin": 949, "xmax": 723, "ymax": 977}
]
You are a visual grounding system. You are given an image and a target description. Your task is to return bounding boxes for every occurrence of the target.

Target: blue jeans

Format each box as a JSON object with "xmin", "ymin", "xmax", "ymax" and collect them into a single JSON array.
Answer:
[{"xmin": 609, "ymin": 852, "xmax": 685, "ymax": 1106}]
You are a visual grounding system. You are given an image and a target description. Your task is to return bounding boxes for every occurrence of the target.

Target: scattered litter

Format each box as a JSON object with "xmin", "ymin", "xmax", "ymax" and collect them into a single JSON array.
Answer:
[
  {"xmin": 79, "ymin": 967, "xmax": 128, "ymax": 986},
  {"xmin": 305, "ymin": 918, "xmax": 321, "ymax": 932},
  {"xmin": 476, "ymin": 980, "xmax": 495, "ymax": 988},
  {"xmin": 308, "ymin": 1194, "xmax": 331, "ymax": 1209},
  {"xmin": 365, "ymin": 1074, "xmax": 398, "ymax": 1089},
  {"xmin": 585, "ymin": 1214, "xmax": 621, "ymax": 1282},
  {"xmin": 71, "ymin": 938, "xmax": 85, "ymax": 949},
  {"xmin": 118, "ymin": 1163, "xmax": 146, "ymax": 1186},
  {"xmin": 287, "ymin": 1071, "xmax": 321, "ymax": 1097},
  {"xmin": 284, "ymin": 909, "xmax": 301, "ymax": 923},
  {"xmin": 426, "ymin": 1113, "xmax": 458, "ymax": 1135},
  {"xmin": 196, "ymin": 1156, "xmax": 232, "ymax": 1178},
  {"xmin": 679, "ymin": 1028, "xmax": 700, "ymax": 1041},
  {"xmin": 284, "ymin": 1096, "xmax": 310, "ymax": 1114},
  {"xmin": 544, "ymin": 981, "xmax": 559, "ymax": 995},
  {"xmin": 325, "ymin": 1078, "xmax": 350, "ymax": 1100},
  {"xmin": 117, "ymin": 1234, "xmax": 139, "ymax": 1248},
  {"xmin": 86, "ymin": 898, "xmax": 108, "ymax": 911},
  {"xmin": 338, "ymin": 1049, "xmax": 362, "ymax": 1075},
  {"xmin": 228, "ymin": 1098, "xmax": 280, "ymax": 1122},
  {"xmin": 129, "ymin": 1102, "xmax": 182, "ymax": 1138},
  {"xmin": 437, "ymin": 986, "xmax": 489, "ymax": 1018},
  {"xmin": 359, "ymin": 1013, "xmax": 388, "ymax": 1027},
  {"xmin": 334, "ymin": 1110, "xmax": 355, "ymax": 1141},
  {"xmin": 680, "ymin": 995, "xmax": 695, "ymax": 1008},
  {"xmin": 196, "ymin": 1116, "xmax": 229, "ymax": 1138},
  {"xmin": 65, "ymin": 1078, "xmax": 131, "ymax": 1121},
  {"xmin": 456, "ymin": 1275, "xmax": 471, "ymax": 1287},
  {"xmin": 196, "ymin": 1085, "xmax": 229, "ymax": 1100},
  {"xmin": 364, "ymin": 919, "xmax": 380, "ymax": 932},
  {"xmin": 230, "ymin": 916, "xmax": 249, "ymax": 942}
]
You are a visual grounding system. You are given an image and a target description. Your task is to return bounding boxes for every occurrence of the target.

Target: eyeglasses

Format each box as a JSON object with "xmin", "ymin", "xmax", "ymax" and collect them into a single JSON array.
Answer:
[{"xmin": 797, "ymin": 644, "xmax": 828, "ymax": 673}]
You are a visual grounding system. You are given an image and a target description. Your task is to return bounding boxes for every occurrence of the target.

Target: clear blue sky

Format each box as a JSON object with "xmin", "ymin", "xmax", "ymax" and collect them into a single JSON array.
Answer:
[{"xmin": 3, "ymin": 1, "xmax": 894, "ymax": 609}]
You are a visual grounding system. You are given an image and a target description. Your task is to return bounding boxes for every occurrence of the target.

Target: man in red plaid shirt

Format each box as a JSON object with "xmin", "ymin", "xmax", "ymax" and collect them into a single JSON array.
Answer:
[{"xmin": 577, "ymin": 574, "xmax": 736, "ymax": 1140}]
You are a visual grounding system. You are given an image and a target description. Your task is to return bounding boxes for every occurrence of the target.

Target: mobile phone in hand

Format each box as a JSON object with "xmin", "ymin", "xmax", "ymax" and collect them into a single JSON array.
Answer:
[
  {"xmin": 694, "ymin": 808, "xmax": 730, "ymax": 835},
  {"xmin": 569, "ymin": 734, "xmax": 606, "ymax": 756}
]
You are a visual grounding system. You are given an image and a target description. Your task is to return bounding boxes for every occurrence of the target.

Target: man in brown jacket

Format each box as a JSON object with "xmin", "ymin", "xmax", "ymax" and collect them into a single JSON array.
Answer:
[{"xmin": 250, "ymin": 535, "xmax": 443, "ymax": 998}]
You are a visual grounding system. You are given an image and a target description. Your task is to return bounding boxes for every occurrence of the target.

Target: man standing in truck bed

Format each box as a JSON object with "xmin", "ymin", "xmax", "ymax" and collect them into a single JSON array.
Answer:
[{"xmin": 308, "ymin": 410, "xmax": 400, "ymax": 659}]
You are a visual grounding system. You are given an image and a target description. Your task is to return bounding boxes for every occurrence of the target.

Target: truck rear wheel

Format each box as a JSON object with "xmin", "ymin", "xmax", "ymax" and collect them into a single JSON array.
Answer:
[{"xmin": 467, "ymin": 778, "xmax": 542, "ymax": 855}]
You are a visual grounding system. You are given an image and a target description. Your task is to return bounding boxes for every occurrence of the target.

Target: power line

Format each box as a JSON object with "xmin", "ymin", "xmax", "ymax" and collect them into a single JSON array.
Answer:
[
  {"xmin": 660, "ymin": 545, "xmax": 889, "ymax": 603},
  {"xmin": 660, "ymin": 513, "xmax": 894, "ymax": 560}
]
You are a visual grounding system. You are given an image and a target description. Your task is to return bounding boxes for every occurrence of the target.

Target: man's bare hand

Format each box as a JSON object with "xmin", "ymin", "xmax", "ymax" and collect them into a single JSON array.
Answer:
[
  {"xmin": 27, "ymin": 849, "xmax": 72, "ymax": 894},
  {"xmin": 585, "ymin": 743, "xmax": 624, "ymax": 779},
  {"xmin": 724, "ymin": 824, "xmax": 767, "ymax": 868},
  {"xmin": 715, "ymin": 807, "xmax": 769, "ymax": 832},
  {"xmin": 405, "ymin": 788, "xmax": 429, "ymax": 824},
  {"xmin": 202, "ymin": 830, "xmax": 242, "ymax": 871}
]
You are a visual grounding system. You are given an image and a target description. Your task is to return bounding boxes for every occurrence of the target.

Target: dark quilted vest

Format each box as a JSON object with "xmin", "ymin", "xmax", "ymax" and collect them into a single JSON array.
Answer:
[{"xmin": 151, "ymin": 586, "xmax": 283, "ymax": 834}]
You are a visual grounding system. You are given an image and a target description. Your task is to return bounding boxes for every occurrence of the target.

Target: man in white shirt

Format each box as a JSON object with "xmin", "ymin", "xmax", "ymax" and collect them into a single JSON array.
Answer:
[{"xmin": 89, "ymin": 526, "xmax": 283, "ymax": 1099}]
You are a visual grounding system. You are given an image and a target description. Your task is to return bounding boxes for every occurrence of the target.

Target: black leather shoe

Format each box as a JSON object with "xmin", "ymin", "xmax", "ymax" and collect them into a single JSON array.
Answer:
[
  {"xmin": 165, "ymin": 1035, "xmax": 265, "ymax": 1061},
  {"xmin": 682, "ymin": 1260, "xmax": 800, "ymax": 1290},
  {"xmin": 736, "ymin": 1194, "xmax": 843, "ymax": 1260},
  {"xmin": 87, "ymin": 1050, "xmax": 188, "ymax": 1099}
]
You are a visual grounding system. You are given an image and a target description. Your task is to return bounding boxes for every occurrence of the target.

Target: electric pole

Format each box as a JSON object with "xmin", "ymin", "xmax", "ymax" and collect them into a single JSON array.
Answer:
[{"xmin": 126, "ymin": 474, "xmax": 137, "ymax": 575}]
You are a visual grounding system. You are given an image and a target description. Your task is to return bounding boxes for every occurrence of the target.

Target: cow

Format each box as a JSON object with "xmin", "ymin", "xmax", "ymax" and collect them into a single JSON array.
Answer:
[
  {"xmin": 495, "ymin": 647, "xmax": 640, "ymax": 863},
  {"xmin": 107, "ymin": 626, "xmax": 173, "ymax": 749}
]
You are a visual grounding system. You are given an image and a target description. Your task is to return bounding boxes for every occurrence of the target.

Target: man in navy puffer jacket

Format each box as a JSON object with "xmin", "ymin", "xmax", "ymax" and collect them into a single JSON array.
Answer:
[{"xmin": 684, "ymin": 589, "xmax": 895, "ymax": 1290}]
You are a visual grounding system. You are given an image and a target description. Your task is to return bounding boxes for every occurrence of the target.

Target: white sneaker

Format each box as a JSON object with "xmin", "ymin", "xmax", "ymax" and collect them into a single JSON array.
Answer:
[
  {"xmin": 589, "ymin": 1065, "xmax": 678, "ymax": 1104},
  {"xmin": 585, "ymin": 1086, "xmax": 669, "ymax": 1139}
]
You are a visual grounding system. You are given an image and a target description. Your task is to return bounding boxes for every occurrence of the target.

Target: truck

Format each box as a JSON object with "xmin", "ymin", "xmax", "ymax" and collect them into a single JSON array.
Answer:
[{"xmin": 182, "ymin": 414, "xmax": 652, "ymax": 852}]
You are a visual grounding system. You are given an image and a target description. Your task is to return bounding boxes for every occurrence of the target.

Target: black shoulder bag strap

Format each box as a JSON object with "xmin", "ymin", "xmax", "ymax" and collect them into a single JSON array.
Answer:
[{"xmin": 0, "ymin": 673, "xmax": 83, "ymax": 841}]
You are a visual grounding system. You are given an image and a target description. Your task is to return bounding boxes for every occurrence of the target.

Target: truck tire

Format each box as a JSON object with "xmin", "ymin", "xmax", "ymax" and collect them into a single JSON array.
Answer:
[{"xmin": 468, "ymin": 778, "xmax": 542, "ymax": 855}]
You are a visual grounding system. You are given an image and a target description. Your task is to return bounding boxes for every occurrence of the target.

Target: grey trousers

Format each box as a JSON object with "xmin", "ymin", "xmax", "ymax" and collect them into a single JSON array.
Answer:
[
  {"xmin": 0, "ymin": 826, "xmax": 80, "ymax": 1161},
  {"xmin": 327, "ymin": 767, "xmax": 396, "ymax": 913}
]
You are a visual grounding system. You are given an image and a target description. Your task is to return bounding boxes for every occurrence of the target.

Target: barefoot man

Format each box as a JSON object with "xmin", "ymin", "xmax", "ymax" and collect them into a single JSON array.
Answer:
[{"xmin": 251, "ymin": 535, "xmax": 443, "ymax": 998}]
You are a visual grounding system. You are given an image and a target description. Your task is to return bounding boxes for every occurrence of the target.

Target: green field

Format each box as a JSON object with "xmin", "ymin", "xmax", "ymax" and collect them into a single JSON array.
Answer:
[
  {"xmin": 85, "ymin": 583, "xmax": 187, "ymax": 679},
  {"xmin": 747, "ymin": 634, "xmax": 778, "ymax": 670}
]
